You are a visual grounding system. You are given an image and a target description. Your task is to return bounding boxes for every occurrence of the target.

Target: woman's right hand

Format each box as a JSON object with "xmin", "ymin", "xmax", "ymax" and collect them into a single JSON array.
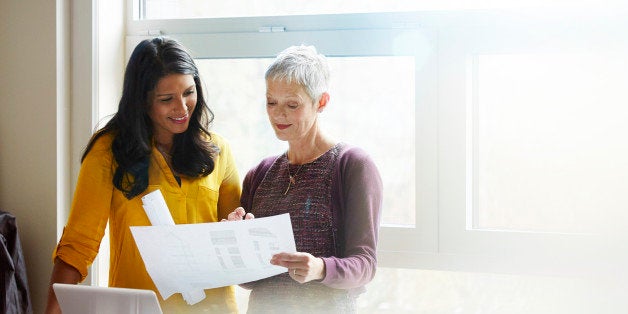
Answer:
[{"xmin": 222, "ymin": 207, "xmax": 254, "ymax": 221}]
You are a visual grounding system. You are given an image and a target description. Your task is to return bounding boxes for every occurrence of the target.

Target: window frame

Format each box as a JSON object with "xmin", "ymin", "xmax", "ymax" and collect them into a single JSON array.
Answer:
[
  {"xmin": 126, "ymin": 11, "xmax": 439, "ymax": 269},
  {"xmin": 124, "ymin": 5, "xmax": 627, "ymax": 276},
  {"xmin": 436, "ymin": 9, "xmax": 626, "ymax": 276}
]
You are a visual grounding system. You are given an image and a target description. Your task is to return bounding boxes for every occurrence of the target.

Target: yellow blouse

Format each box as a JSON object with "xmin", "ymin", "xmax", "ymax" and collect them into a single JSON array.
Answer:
[{"xmin": 53, "ymin": 132, "xmax": 241, "ymax": 313}]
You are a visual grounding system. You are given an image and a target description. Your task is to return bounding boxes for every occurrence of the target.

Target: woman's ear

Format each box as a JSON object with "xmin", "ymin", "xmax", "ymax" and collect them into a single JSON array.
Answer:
[{"xmin": 317, "ymin": 92, "xmax": 330, "ymax": 112}]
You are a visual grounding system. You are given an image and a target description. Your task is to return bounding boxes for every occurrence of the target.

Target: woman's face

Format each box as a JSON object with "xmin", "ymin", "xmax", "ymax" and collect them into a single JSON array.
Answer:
[
  {"xmin": 266, "ymin": 79, "xmax": 322, "ymax": 142},
  {"xmin": 148, "ymin": 73, "xmax": 197, "ymax": 143}
]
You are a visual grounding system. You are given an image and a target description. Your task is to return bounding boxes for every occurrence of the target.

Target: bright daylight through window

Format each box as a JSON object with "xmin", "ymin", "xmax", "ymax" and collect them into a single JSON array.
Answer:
[
  {"xmin": 87, "ymin": 0, "xmax": 628, "ymax": 312},
  {"xmin": 198, "ymin": 56, "xmax": 416, "ymax": 226}
]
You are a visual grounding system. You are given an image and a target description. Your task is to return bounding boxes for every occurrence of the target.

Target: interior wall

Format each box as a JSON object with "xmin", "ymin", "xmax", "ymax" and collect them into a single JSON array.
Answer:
[{"xmin": 0, "ymin": 0, "xmax": 65, "ymax": 312}]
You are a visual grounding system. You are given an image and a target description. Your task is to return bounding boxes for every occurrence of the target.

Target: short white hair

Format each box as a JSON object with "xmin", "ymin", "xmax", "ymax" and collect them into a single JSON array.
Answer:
[{"xmin": 265, "ymin": 45, "xmax": 330, "ymax": 102}]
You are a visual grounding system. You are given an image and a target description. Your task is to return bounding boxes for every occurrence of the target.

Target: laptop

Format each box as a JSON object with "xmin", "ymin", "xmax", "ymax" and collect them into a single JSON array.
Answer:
[{"xmin": 52, "ymin": 283, "xmax": 163, "ymax": 314}]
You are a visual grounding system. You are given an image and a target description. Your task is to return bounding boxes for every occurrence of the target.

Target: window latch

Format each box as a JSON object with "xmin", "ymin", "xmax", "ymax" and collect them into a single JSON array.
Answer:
[{"xmin": 258, "ymin": 26, "xmax": 285, "ymax": 33}]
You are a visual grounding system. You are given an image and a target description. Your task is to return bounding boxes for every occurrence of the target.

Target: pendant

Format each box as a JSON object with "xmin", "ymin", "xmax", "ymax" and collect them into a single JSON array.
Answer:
[{"xmin": 284, "ymin": 175, "xmax": 296, "ymax": 195}]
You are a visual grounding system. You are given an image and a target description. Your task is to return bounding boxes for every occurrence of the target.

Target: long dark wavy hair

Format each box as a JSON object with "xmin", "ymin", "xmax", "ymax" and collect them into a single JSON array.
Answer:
[{"xmin": 82, "ymin": 37, "xmax": 218, "ymax": 199}]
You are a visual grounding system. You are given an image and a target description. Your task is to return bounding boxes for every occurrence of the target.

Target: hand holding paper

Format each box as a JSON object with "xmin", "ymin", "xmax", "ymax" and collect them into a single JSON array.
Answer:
[{"xmin": 133, "ymin": 195, "xmax": 296, "ymax": 304}]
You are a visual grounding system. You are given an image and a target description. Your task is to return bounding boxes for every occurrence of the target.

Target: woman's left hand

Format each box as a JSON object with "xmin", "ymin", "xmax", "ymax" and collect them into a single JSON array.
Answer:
[{"xmin": 271, "ymin": 252, "xmax": 326, "ymax": 283}]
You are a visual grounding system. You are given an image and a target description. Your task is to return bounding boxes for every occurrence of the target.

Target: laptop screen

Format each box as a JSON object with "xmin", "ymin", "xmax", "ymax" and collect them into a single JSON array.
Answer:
[{"xmin": 52, "ymin": 283, "xmax": 163, "ymax": 314}]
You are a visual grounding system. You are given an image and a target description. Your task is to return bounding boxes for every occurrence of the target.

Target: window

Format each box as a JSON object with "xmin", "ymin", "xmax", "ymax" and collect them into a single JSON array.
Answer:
[
  {"xmin": 472, "ymin": 53, "xmax": 628, "ymax": 234},
  {"xmin": 138, "ymin": 0, "xmax": 515, "ymax": 20},
  {"xmin": 51, "ymin": 2, "xmax": 627, "ymax": 313},
  {"xmin": 197, "ymin": 56, "xmax": 416, "ymax": 226},
  {"xmin": 123, "ymin": 1, "xmax": 628, "ymax": 275},
  {"xmin": 126, "ymin": 25, "xmax": 433, "ymax": 236},
  {"xmin": 435, "ymin": 8, "xmax": 628, "ymax": 276},
  {"xmin": 137, "ymin": 0, "xmax": 607, "ymax": 20},
  {"xmin": 86, "ymin": 3, "xmax": 628, "ymax": 311},
  {"xmin": 123, "ymin": 13, "xmax": 435, "ymax": 310}
]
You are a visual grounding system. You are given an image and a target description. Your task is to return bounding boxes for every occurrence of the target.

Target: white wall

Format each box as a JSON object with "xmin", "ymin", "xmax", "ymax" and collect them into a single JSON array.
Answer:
[
  {"xmin": 0, "ymin": 0, "xmax": 67, "ymax": 312},
  {"xmin": 0, "ymin": 0, "xmax": 122, "ymax": 311}
]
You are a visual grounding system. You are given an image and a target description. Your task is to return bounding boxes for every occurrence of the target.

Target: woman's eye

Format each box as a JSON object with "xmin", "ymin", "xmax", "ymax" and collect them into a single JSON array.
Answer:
[
  {"xmin": 184, "ymin": 89, "xmax": 195, "ymax": 96},
  {"xmin": 287, "ymin": 103, "xmax": 298, "ymax": 109},
  {"xmin": 159, "ymin": 97, "xmax": 172, "ymax": 103}
]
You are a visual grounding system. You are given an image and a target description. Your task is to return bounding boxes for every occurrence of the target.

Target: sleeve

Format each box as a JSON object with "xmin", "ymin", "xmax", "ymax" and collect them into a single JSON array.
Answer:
[
  {"xmin": 240, "ymin": 156, "xmax": 276, "ymax": 213},
  {"xmin": 320, "ymin": 147, "xmax": 383, "ymax": 289},
  {"xmin": 52, "ymin": 137, "xmax": 114, "ymax": 281},
  {"xmin": 214, "ymin": 134, "xmax": 242, "ymax": 221},
  {"xmin": 240, "ymin": 168, "xmax": 255, "ymax": 212}
]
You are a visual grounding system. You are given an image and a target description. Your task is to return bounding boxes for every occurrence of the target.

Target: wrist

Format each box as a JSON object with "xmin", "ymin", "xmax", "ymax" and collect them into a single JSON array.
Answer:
[{"xmin": 316, "ymin": 257, "xmax": 327, "ymax": 280}]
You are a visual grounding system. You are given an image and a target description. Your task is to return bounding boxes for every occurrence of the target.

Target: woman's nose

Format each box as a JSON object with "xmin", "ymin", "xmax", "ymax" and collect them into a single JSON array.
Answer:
[
  {"xmin": 173, "ymin": 96, "xmax": 188, "ymax": 113},
  {"xmin": 270, "ymin": 104, "xmax": 287, "ymax": 118}
]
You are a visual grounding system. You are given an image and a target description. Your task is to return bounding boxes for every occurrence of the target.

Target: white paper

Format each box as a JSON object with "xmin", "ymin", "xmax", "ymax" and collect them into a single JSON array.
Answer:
[
  {"xmin": 130, "ymin": 213, "xmax": 296, "ymax": 302},
  {"xmin": 141, "ymin": 190, "xmax": 176, "ymax": 226},
  {"xmin": 141, "ymin": 189, "xmax": 202, "ymax": 305}
]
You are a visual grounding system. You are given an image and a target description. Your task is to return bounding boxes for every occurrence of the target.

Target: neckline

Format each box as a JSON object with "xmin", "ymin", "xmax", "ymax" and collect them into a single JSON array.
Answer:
[
  {"xmin": 153, "ymin": 146, "xmax": 185, "ymax": 190},
  {"xmin": 285, "ymin": 142, "xmax": 340, "ymax": 165}
]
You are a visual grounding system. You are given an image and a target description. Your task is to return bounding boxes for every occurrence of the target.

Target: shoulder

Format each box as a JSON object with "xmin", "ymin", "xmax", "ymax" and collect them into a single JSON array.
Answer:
[
  {"xmin": 251, "ymin": 155, "xmax": 280, "ymax": 174},
  {"xmin": 207, "ymin": 131, "xmax": 229, "ymax": 149},
  {"xmin": 241, "ymin": 154, "xmax": 281, "ymax": 198},
  {"xmin": 335, "ymin": 143, "xmax": 383, "ymax": 196},
  {"xmin": 82, "ymin": 131, "xmax": 115, "ymax": 166},
  {"xmin": 86, "ymin": 131, "xmax": 115, "ymax": 156},
  {"xmin": 335, "ymin": 143, "xmax": 381, "ymax": 181},
  {"xmin": 92, "ymin": 131, "xmax": 115, "ymax": 148},
  {"xmin": 205, "ymin": 131, "xmax": 234, "ymax": 159},
  {"xmin": 244, "ymin": 154, "xmax": 280, "ymax": 181},
  {"xmin": 337, "ymin": 143, "xmax": 374, "ymax": 166}
]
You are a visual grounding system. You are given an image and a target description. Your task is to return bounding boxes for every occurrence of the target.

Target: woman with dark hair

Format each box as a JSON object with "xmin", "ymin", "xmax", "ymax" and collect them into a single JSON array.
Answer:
[{"xmin": 45, "ymin": 37, "xmax": 241, "ymax": 313}]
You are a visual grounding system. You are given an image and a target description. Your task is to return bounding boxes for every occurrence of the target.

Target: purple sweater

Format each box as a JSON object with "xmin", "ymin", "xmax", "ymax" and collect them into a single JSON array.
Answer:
[{"xmin": 240, "ymin": 144, "xmax": 383, "ymax": 295}]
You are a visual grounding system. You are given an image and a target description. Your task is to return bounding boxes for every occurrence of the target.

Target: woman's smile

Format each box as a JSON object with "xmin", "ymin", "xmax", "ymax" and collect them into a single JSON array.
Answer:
[{"xmin": 170, "ymin": 113, "xmax": 189, "ymax": 124}]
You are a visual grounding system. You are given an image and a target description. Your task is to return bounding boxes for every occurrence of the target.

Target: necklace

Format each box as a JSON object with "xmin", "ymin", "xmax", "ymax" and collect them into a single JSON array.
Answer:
[{"xmin": 284, "ymin": 163, "xmax": 305, "ymax": 195}]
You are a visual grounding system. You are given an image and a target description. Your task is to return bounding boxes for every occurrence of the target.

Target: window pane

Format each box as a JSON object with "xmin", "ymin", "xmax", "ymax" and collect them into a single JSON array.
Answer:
[
  {"xmin": 472, "ymin": 53, "xmax": 628, "ymax": 233},
  {"xmin": 197, "ymin": 56, "xmax": 415, "ymax": 226},
  {"xmin": 141, "ymin": 0, "xmax": 442, "ymax": 19},
  {"xmin": 140, "ymin": 0, "xmax": 573, "ymax": 20}
]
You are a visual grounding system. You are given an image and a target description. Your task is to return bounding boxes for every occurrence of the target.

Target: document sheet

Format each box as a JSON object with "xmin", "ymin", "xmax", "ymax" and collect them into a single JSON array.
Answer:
[
  {"xmin": 130, "ymin": 212, "xmax": 296, "ymax": 302},
  {"xmin": 140, "ymin": 190, "xmax": 204, "ymax": 304}
]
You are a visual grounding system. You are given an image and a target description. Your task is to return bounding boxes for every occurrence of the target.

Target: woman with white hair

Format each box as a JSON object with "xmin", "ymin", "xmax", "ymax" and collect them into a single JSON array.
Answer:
[{"xmin": 229, "ymin": 45, "xmax": 383, "ymax": 313}]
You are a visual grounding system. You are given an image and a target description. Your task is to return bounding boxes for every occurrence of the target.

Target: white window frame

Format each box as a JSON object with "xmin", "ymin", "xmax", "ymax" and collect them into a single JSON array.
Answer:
[
  {"xmin": 126, "ymin": 11, "xmax": 439, "ymax": 270},
  {"xmin": 70, "ymin": 0, "xmax": 126, "ymax": 286},
  {"xmin": 123, "ymin": 5, "xmax": 627, "ymax": 277},
  {"xmin": 434, "ymin": 10, "xmax": 626, "ymax": 277}
]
